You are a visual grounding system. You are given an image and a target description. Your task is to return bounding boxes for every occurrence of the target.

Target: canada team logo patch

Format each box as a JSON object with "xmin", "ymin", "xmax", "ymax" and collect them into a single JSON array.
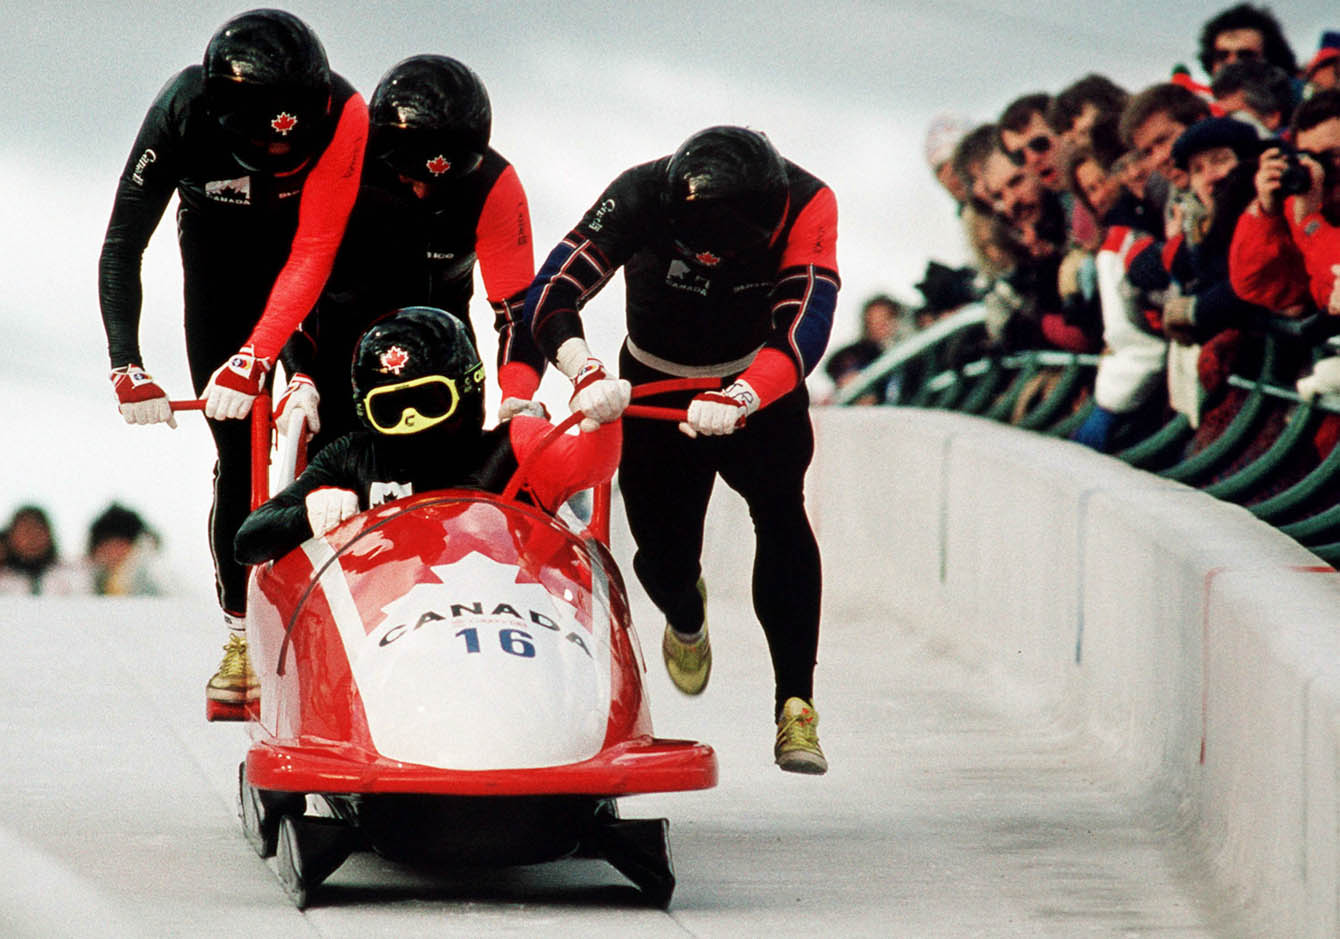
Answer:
[
  {"xmin": 425, "ymin": 154, "xmax": 451, "ymax": 176},
  {"xmin": 380, "ymin": 346, "xmax": 410, "ymax": 374},
  {"xmin": 271, "ymin": 112, "xmax": 297, "ymax": 136}
]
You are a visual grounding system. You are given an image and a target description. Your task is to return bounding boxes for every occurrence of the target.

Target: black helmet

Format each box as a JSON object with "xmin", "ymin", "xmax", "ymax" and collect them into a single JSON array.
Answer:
[
  {"xmin": 663, "ymin": 125, "xmax": 789, "ymax": 266},
  {"xmin": 369, "ymin": 55, "xmax": 491, "ymax": 183},
  {"xmin": 352, "ymin": 306, "xmax": 486, "ymax": 437},
  {"xmin": 203, "ymin": 9, "xmax": 331, "ymax": 173}
]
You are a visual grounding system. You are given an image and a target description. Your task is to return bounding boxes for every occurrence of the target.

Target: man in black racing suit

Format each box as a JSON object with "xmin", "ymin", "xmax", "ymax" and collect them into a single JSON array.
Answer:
[
  {"xmin": 97, "ymin": 9, "xmax": 367, "ymax": 714},
  {"xmin": 274, "ymin": 54, "xmax": 546, "ymax": 457},
  {"xmin": 524, "ymin": 125, "xmax": 840, "ymax": 774}
]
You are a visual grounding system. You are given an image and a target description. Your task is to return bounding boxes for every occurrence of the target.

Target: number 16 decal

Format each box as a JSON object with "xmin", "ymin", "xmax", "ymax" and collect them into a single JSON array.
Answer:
[{"xmin": 455, "ymin": 627, "xmax": 536, "ymax": 658}]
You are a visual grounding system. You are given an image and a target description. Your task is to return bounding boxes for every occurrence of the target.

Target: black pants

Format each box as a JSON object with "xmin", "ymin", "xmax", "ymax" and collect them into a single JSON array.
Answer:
[
  {"xmin": 618, "ymin": 349, "xmax": 822, "ymax": 718},
  {"xmin": 181, "ymin": 224, "xmax": 284, "ymax": 615}
]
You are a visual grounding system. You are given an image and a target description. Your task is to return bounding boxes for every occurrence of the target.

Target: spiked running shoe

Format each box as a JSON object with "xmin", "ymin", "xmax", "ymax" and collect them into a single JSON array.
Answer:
[
  {"xmin": 774, "ymin": 697, "xmax": 828, "ymax": 774},
  {"xmin": 206, "ymin": 633, "xmax": 260, "ymax": 705}
]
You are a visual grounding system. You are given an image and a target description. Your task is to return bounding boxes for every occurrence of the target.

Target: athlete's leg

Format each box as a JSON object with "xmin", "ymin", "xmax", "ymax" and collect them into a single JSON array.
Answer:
[
  {"xmin": 620, "ymin": 413, "xmax": 717, "ymax": 633},
  {"xmin": 716, "ymin": 388, "xmax": 821, "ymax": 718}
]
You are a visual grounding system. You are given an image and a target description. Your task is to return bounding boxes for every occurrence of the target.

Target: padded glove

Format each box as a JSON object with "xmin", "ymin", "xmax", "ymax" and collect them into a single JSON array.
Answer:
[
  {"xmin": 498, "ymin": 397, "xmax": 550, "ymax": 421},
  {"xmin": 274, "ymin": 373, "xmax": 320, "ymax": 437},
  {"xmin": 305, "ymin": 486, "xmax": 359, "ymax": 536},
  {"xmin": 205, "ymin": 345, "xmax": 271, "ymax": 420},
  {"xmin": 110, "ymin": 364, "xmax": 176, "ymax": 428},
  {"xmin": 679, "ymin": 380, "xmax": 760, "ymax": 438},
  {"xmin": 569, "ymin": 359, "xmax": 631, "ymax": 432}
]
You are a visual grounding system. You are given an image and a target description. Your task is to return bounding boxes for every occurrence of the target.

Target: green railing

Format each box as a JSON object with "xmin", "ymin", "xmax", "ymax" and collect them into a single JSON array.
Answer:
[{"xmin": 833, "ymin": 304, "xmax": 1340, "ymax": 565}]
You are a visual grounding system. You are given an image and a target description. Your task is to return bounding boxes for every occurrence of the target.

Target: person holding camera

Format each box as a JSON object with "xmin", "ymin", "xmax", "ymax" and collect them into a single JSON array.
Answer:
[{"xmin": 1230, "ymin": 88, "xmax": 1340, "ymax": 316}]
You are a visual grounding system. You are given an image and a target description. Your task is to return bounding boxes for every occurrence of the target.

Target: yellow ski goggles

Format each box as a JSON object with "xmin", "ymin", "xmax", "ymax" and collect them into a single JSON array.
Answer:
[{"xmin": 363, "ymin": 374, "xmax": 461, "ymax": 435}]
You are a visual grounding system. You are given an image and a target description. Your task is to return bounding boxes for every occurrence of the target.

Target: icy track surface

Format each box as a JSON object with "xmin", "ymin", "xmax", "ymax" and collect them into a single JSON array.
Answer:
[{"xmin": 0, "ymin": 581, "xmax": 1230, "ymax": 937}]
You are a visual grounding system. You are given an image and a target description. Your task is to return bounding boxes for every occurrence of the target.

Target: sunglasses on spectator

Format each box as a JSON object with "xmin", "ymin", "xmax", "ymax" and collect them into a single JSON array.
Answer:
[
  {"xmin": 1212, "ymin": 47, "xmax": 1262, "ymax": 64},
  {"xmin": 1006, "ymin": 135, "xmax": 1052, "ymax": 166}
]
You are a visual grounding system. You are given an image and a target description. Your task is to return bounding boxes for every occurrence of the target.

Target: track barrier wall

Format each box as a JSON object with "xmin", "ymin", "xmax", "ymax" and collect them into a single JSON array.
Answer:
[{"xmin": 696, "ymin": 405, "xmax": 1340, "ymax": 936}]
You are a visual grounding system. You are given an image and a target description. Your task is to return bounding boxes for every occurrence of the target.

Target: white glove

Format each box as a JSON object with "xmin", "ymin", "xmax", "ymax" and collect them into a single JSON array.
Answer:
[
  {"xmin": 109, "ymin": 365, "xmax": 177, "ymax": 428},
  {"xmin": 679, "ymin": 380, "xmax": 760, "ymax": 438},
  {"xmin": 274, "ymin": 373, "xmax": 321, "ymax": 437},
  {"xmin": 204, "ymin": 344, "xmax": 271, "ymax": 420},
  {"xmin": 1297, "ymin": 356, "xmax": 1340, "ymax": 401},
  {"xmin": 498, "ymin": 396, "xmax": 549, "ymax": 421},
  {"xmin": 305, "ymin": 486, "xmax": 359, "ymax": 536},
  {"xmin": 569, "ymin": 361, "xmax": 631, "ymax": 432}
]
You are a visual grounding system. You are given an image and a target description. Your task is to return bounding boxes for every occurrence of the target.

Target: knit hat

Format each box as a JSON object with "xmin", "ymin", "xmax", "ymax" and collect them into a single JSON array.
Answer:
[
  {"xmin": 1171, "ymin": 116, "xmax": 1264, "ymax": 170},
  {"xmin": 924, "ymin": 113, "xmax": 971, "ymax": 169}
]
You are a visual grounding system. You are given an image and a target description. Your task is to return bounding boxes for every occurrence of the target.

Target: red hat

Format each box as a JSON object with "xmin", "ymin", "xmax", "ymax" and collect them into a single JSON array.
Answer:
[{"xmin": 1307, "ymin": 47, "xmax": 1340, "ymax": 79}]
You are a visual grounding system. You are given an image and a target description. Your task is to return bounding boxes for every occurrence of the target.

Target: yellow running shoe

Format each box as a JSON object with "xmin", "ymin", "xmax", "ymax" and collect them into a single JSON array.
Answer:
[
  {"xmin": 662, "ymin": 623, "xmax": 711, "ymax": 694},
  {"xmin": 775, "ymin": 697, "xmax": 828, "ymax": 774},
  {"xmin": 206, "ymin": 633, "xmax": 260, "ymax": 704},
  {"xmin": 661, "ymin": 579, "xmax": 711, "ymax": 694}
]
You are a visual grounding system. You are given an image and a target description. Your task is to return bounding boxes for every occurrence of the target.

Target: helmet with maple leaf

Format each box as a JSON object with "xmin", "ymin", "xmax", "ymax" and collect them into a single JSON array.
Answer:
[
  {"xmin": 202, "ymin": 8, "xmax": 332, "ymax": 173},
  {"xmin": 368, "ymin": 54, "xmax": 492, "ymax": 184},
  {"xmin": 662, "ymin": 125, "xmax": 789, "ymax": 269},
  {"xmin": 352, "ymin": 307, "xmax": 486, "ymax": 437}
]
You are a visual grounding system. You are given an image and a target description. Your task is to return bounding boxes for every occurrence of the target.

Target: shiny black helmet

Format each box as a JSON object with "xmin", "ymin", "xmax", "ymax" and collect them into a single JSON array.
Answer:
[
  {"xmin": 352, "ymin": 307, "xmax": 486, "ymax": 437},
  {"xmin": 202, "ymin": 9, "xmax": 331, "ymax": 172},
  {"xmin": 663, "ymin": 125, "xmax": 789, "ymax": 266},
  {"xmin": 369, "ymin": 55, "xmax": 492, "ymax": 183}
]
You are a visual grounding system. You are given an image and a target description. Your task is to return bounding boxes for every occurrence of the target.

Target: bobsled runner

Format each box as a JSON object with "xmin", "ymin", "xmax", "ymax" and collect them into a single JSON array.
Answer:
[{"xmin": 184, "ymin": 384, "xmax": 719, "ymax": 908}]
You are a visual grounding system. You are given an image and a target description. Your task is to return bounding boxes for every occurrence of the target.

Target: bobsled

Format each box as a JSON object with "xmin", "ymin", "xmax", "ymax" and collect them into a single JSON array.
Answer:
[{"xmin": 199, "ymin": 386, "xmax": 718, "ymax": 909}]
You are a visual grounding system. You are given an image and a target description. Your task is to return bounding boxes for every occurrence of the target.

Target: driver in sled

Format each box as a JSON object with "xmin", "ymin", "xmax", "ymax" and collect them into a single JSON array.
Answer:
[{"xmin": 235, "ymin": 305, "xmax": 626, "ymax": 565}]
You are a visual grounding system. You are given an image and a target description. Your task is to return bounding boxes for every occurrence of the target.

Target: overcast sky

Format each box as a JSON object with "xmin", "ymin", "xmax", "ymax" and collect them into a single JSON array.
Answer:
[{"xmin": 2, "ymin": 1, "xmax": 1336, "ymax": 576}]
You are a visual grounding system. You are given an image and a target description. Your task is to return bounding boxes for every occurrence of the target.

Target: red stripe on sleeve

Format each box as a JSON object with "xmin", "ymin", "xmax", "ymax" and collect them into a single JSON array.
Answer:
[
  {"xmin": 738, "ymin": 347, "xmax": 799, "ymax": 408},
  {"xmin": 779, "ymin": 186, "xmax": 838, "ymax": 271},
  {"xmin": 476, "ymin": 165, "xmax": 535, "ymax": 303}
]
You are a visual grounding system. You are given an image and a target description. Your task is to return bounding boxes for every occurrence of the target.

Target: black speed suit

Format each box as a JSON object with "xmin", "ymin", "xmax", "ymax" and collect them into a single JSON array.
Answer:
[
  {"xmin": 282, "ymin": 150, "xmax": 544, "ymax": 455},
  {"xmin": 98, "ymin": 65, "xmax": 366, "ymax": 615},
  {"xmin": 526, "ymin": 155, "xmax": 840, "ymax": 716}
]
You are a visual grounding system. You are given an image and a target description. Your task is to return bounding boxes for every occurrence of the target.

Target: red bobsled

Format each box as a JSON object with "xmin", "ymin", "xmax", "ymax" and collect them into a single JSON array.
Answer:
[{"xmin": 207, "ymin": 389, "xmax": 718, "ymax": 909}]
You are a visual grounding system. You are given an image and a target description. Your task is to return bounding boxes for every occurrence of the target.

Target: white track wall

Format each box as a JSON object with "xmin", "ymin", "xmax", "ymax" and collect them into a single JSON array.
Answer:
[{"xmin": 693, "ymin": 406, "xmax": 1340, "ymax": 937}]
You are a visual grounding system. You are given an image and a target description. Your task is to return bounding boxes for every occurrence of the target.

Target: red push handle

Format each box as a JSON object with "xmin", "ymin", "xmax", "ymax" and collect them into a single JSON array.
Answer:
[
  {"xmin": 500, "ymin": 377, "xmax": 720, "ymax": 543},
  {"xmin": 169, "ymin": 396, "xmax": 274, "ymax": 512}
]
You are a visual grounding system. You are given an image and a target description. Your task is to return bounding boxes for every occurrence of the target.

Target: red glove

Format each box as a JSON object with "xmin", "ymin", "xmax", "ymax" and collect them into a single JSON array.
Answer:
[
  {"xmin": 679, "ymin": 380, "xmax": 760, "ymax": 438},
  {"xmin": 204, "ymin": 345, "xmax": 272, "ymax": 420},
  {"xmin": 110, "ymin": 365, "xmax": 176, "ymax": 428}
]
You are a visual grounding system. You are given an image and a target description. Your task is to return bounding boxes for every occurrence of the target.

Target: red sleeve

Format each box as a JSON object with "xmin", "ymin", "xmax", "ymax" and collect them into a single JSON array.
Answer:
[
  {"xmin": 779, "ymin": 186, "xmax": 838, "ymax": 271},
  {"xmin": 1285, "ymin": 205, "xmax": 1340, "ymax": 310},
  {"xmin": 738, "ymin": 348, "xmax": 798, "ymax": 408},
  {"xmin": 507, "ymin": 416, "xmax": 621, "ymax": 512},
  {"xmin": 476, "ymin": 165, "xmax": 535, "ymax": 302},
  {"xmin": 497, "ymin": 361, "xmax": 541, "ymax": 399},
  {"xmin": 1230, "ymin": 202, "xmax": 1310, "ymax": 311},
  {"xmin": 245, "ymin": 94, "xmax": 368, "ymax": 360}
]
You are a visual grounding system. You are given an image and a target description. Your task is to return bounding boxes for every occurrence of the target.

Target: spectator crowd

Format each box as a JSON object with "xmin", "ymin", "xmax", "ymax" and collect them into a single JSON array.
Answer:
[
  {"xmin": 0, "ymin": 502, "xmax": 167, "ymax": 596},
  {"xmin": 825, "ymin": 3, "xmax": 1340, "ymax": 475}
]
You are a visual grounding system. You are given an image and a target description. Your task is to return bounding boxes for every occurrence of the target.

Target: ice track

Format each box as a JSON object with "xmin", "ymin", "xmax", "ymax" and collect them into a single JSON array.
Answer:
[{"xmin": 0, "ymin": 556, "xmax": 1229, "ymax": 937}]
